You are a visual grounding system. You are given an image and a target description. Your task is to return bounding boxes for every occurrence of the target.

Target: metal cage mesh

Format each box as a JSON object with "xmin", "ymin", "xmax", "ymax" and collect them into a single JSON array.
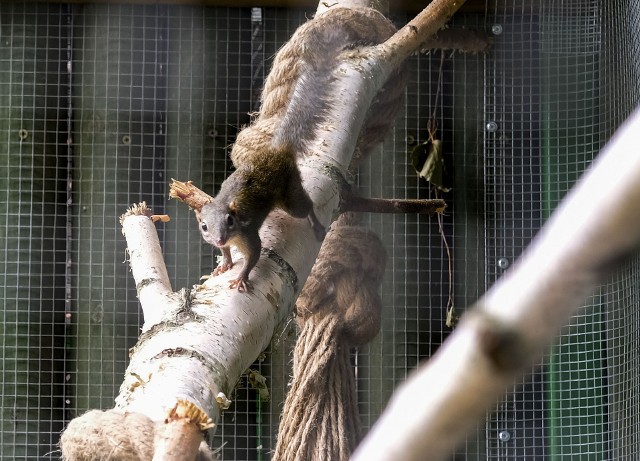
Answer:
[{"xmin": 0, "ymin": 1, "xmax": 639, "ymax": 459}]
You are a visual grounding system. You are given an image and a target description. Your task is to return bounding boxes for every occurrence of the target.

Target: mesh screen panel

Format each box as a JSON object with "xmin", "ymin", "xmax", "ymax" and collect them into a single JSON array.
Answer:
[{"xmin": 0, "ymin": 1, "xmax": 639, "ymax": 460}]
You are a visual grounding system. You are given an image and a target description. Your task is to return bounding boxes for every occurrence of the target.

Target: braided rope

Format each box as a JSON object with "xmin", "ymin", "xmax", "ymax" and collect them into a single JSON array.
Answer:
[{"xmin": 273, "ymin": 214, "xmax": 386, "ymax": 461}]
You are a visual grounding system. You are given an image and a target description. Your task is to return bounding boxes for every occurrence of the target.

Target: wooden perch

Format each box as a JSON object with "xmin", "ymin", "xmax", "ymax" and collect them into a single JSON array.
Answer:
[
  {"xmin": 419, "ymin": 27, "xmax": 493, "ymax": 53},
  {"xmin": 60, "ymin": 0, "xmax": 467, "ymax": 459},
  {"xmin": 340, "ymin": 192, "xmax": 446, "ymax": 215},
  {"xmin": 352, "ymin": 108, "xmax": 640, "ymax": 461},
  {"xmin": 171, "ymin": 178, "xmax": 447, "ymax": 216},
  {"xmin": 373, "ymin": 0, "xmax": 468, "ymax": 72}
]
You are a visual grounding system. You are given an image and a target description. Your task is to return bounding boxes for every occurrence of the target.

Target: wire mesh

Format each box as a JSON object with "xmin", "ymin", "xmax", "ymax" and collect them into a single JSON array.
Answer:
[{"xmin": 0, "ymin": 1, "xmax": 638, "ymax": 460}]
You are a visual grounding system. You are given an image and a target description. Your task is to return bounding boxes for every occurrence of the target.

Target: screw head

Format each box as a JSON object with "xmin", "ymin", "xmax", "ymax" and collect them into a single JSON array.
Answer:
[
  {"xmin": 498, "ymin": 430, "xmax": 511, "ymax": 442},
  {"xmin": 497, "ymin": 257, "xmax": 510, "ymax": 270},
  {"xmin": 486, "ymin": 121, "xmax": 498, "ymax": 133},
  {"xmin": 491, "ymin": 24, "xmax": 503, "ymax": 35}
]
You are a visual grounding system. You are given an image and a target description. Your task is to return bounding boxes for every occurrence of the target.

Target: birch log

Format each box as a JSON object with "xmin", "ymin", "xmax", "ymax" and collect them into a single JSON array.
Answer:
[
  {"xmin": 114, "ymin": 0, "xmax": 465, "ymax": 430},
  {"xmin": 60, "ymin": 0, "xmax": 467, "ymax": 459},
  {"xmin": 351, "ymin": 107, "xmax": 640, "ymax": 461}
]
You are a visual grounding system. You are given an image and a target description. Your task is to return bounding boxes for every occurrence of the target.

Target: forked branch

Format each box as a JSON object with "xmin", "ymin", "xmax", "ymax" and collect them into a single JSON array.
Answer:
[{"xmin": 59, "ymin": 0, "xmax": 467, "ymax": 459}]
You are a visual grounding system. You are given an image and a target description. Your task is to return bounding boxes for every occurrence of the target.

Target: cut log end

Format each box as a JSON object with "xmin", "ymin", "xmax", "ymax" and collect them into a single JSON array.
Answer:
[{"xmin": 169, "ymin": 179, "xmax": 214, "ymax": 211}]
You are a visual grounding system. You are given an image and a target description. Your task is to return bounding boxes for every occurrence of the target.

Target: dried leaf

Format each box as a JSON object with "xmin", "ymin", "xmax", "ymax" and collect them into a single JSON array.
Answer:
[
  {"xmin": 410, "ymin": 139, "xmax": 451, "ymax": 192},
  {"xmin": 247, "ymin": 369, "xmax": 270, "ymax": 401},
  {"xmin": 445, "ymin": 305, "xmax": 458, "ymax": 328}
]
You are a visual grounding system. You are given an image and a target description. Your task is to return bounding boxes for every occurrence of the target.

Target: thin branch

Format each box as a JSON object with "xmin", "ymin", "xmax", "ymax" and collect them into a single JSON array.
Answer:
[
  {"xmin": 376, "ymin": 0, "xmax": 468, "ymax": 71},
  {"xmin": 120, "ymin": 203, "xmax": 173, "ymax": 330},
  {"xmin": 340, "ymin": 194, "xmax": 446, "ymax": 215}
]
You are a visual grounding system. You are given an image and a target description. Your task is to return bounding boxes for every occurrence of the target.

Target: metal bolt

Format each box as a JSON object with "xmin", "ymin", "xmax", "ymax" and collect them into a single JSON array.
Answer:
[
  {"xmin": 491, "ymin": 24, "xmax": 503, "ymax": 35},
  {"xmin": 18, "ymin": 128, "xmax": 28, "ymax": 141},
  {"xmin": 497, "ymin": 257, "xmax": 509, "ymax": 270},
  {"xmin": 498, "ymin": 430, "xmax": 511, "ymax": 442},
  {"xmin": 122, "ymin": 135, "xmax": 132, "ymax": 145},
  {"xmin": 486, "ymin": 121, "xmax": 498, "ymax": 133},
  {"xmin": 251, "ymin": 7, "xmax": 262, "ymax": 23}
]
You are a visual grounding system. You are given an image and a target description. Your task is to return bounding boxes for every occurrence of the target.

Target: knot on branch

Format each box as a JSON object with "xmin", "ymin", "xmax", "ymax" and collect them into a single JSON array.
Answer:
[{"xmin": 273, "ymin": 214, "xmax": 386, "ymax": 461}]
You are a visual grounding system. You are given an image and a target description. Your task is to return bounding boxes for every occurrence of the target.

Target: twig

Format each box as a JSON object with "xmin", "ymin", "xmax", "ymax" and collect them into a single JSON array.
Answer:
[
  {"xmin": 420, "ymin": 27, "xmax": 493, "ymax": 53},
  {"xmin": 340, "ymin": 194, "xmax": 446, "ymax": 215},
  {"xmin": 375, "ymin": 0, "xmax": 468, "ymax": 71},
  {"xmin": 169, "ymin": 178, "xmax": 213, "ymax": 211}
]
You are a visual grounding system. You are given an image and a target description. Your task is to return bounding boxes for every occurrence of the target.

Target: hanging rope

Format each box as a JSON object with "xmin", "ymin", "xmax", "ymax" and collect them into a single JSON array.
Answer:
[
  {"xmin": 263, "ymin": 8, "xmax": 401, "ymax": 460},
  {"xmin": 272, "ymin": 213, "xmax": 387, "ymax": 461}
]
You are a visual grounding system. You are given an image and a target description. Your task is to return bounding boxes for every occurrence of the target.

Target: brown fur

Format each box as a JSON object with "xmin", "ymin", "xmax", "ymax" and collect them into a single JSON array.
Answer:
[{"xmin": 200, "ymin": 7, "xmax": 405, "ymax": 290}]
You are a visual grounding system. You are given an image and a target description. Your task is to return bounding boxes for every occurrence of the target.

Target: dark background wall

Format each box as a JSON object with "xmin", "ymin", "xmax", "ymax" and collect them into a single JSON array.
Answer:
[{"xmin": 0, "ymin": 2, "xmax": 639, "ymax": 459}]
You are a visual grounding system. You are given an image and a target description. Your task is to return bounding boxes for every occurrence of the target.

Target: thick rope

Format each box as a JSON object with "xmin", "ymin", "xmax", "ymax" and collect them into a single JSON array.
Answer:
[
  {"xmin": 229, "ymin": 31, "xmax": 400, "ymax": 461},
  {"xmin": 230, "ymin": 7, "xmax": 406, "ymax": 169},
  {"xmin": 59, "ymin": 409, "xmax": 214, "ymax": 461},
  {"xmin": 259, "ymin": 7, "xmax": 400, "ymax": 120},
  {"xmin": 273, "ymin": 214, "xmax": 387, "ymax": 461}
]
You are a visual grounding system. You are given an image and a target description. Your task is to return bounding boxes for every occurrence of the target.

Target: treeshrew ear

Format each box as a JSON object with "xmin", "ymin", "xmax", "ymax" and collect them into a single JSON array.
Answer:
[{"xmin": 229, "ymin": 201, "xmax": 238, "ymax": 214}]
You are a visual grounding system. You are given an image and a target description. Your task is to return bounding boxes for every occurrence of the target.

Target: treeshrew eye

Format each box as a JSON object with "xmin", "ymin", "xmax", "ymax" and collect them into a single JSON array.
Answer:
[
  {"xmin": 200, "ymin": 221, "xmax": 208, "ymax": 232},
  {"xmin": 225, "ymin": 214, "xmax": 234, "ymax": 227}
]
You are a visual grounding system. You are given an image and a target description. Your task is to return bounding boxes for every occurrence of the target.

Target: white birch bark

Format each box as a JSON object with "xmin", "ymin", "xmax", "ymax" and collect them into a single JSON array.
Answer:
[
  {"xmin": 112, "ymin": 0, "xmax": 466, "ymax": 455},
  {"xmin": 116, "ymin": 209, "xmax": 322, "ymax": 424},
  {"xmin": 351, "ymin": 107, "xmax": 640, "ymax": 461}
]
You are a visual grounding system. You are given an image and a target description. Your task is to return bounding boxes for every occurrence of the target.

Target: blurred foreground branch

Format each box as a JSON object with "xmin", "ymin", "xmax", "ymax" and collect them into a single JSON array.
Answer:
[{"xmin": 352, "ymin": 107, "xmax": 640, "ymax": 461}]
